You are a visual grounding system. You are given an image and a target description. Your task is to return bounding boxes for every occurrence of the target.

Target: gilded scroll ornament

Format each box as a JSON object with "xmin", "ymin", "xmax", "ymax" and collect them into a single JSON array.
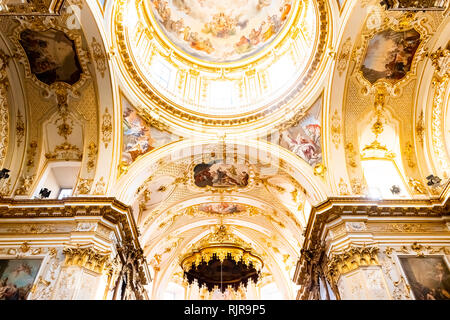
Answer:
[
  {"xmin": 14, "ymin": 175, "xmax": 35, "ymax": 195},
  {"xmin": 415, "ymin": 111, "xmax": 425, "ymax": 144},
  {"xmin": 407, "ymin": 177, "xmax": 427, "ymax": 194},
  {"xmin": 87, "ymin": 142, "xmax": 98, "ymax": 172},
  {"xmin": 91, "ymin": 37, "xmax": 107, "ymax": 78}
]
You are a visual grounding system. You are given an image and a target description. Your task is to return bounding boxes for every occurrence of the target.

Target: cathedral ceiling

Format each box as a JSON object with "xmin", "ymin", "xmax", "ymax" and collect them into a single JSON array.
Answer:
[{"xmin": 0, "ymin": 0, "xmax": 448, "ymax": 298}]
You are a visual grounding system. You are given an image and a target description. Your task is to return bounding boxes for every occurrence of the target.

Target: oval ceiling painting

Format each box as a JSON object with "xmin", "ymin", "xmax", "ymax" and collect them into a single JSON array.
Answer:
[{"xmin": 149, "ymin": 0, "xmax": 293, "ymax": 62}]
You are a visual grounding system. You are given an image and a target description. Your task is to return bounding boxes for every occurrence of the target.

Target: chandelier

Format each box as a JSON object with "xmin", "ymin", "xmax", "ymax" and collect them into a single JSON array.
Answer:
[{"xmin": 180, "ymin": 225, "xmax": 263, "ymax": 292}]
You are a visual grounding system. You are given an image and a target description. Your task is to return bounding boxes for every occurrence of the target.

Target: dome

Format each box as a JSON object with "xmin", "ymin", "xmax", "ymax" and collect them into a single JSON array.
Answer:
[{"xmin": 113, "ymin": 0, "xmax": 329, "ymax": 130}]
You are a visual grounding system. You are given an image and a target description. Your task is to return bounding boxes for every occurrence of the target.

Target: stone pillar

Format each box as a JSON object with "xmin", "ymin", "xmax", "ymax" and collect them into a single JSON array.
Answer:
[{"xmin": 327, "ymin": 246, "xmax": 391, "ymax": 300}]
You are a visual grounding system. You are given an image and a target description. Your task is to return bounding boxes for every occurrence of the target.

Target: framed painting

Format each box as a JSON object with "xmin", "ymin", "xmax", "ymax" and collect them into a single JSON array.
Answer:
[
  {"xmin": 399, "ymin": 256, "xmax": 450, "ymax": 300},
  {"xmin": 279, "ymin": 97, "xmax": 322, "ymax": 167},
  {"xmin": 0, "ymin": 259, "xmax": 43, "ymax": 300}
]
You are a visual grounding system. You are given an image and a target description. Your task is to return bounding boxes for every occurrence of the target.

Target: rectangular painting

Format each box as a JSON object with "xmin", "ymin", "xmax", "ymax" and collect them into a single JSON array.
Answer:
[
  {"xmin": 0, "ymin": 259, "xmax": 43, "ymax": 300},
  {"xmin": 399, "ymin": 256, "xmax": 450, "ymax": 300},
  {"xmin": 274, "ymin": 96, "xmax": 322, "ymax": 167},
  {"xmin": 194, "ymin": 161, "xmax": 249, "ymax": 188},
  {"xmin": 0, "ymin": 0, "xmax": 63, "ymax": 15},
  {"xmin": 122, "ymin": 97, "xmax": 180, "ymax": 165},
  {"xmin": 361, "ymin": 28, "xmax": 421, "ymax": 84},
  {"xmin": 19, "ymin": 29, "xmax": 82, "ymax": 86}
]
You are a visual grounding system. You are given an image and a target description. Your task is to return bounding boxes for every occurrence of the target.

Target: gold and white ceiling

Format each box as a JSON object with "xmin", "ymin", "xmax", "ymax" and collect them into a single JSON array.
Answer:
[{"xmin": 0, "ymin": 0, "xmax": 448, "ymax": 299}]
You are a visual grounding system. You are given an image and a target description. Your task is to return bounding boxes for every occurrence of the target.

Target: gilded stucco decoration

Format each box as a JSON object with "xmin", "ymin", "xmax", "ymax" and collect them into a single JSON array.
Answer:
[
  {"xmin": 352, "ymin": 12, "xmax": 430, "ymax": 95},
  {"xmin": 336, "ymin": 37, "xmax": 352, "ymax": 77},
  {"xmin": 327, "ymin": 246, "xmax": 380, "ymax": 284},
  {"xmin": 90, "ymin": 37, "xmax": 107, "ymax": 78},
  {"xmin": 101, "ymin": 108, "xmax": 112, "ymax": 148},
  {"xmin": 112, "ymin": 0, "xmax": 330, "ymax": 127}
]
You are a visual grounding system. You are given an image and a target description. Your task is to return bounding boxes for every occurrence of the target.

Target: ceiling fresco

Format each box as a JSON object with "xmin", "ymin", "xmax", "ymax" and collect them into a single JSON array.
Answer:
[{"xmin": 149, "ymin": 0, "xmax": 293, "ymax": 62}]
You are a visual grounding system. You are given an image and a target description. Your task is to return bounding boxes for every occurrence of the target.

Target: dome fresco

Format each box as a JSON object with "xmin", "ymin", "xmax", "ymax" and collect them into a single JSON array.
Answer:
[{"xmin": 149, "ymin": 0, "xmax": 293, "ymax": 62}]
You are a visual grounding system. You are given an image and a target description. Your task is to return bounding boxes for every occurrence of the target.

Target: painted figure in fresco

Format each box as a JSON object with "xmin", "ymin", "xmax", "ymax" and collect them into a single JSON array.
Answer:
[
  {"xmin": 361, "ymin": 29, "xmax": 421, "ymax": 84},
  {"xmin": 19, "ymin": 29, "xmax": 82, "ymax": 85},
  {"xmin": 417, "ymin": 261, "xmax": 450, "ymax": 300},
  {"xmin": 194, "ymin": 162, "xmax": 249, "ymax": 188}
]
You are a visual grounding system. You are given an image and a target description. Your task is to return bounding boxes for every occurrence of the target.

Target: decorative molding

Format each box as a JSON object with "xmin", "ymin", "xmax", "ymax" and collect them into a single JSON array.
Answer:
[
  {"xmin": 87, "ymin": 142, "xmax": 98, "ymax": 173},
  {"xmin": 9, "ymin": 17, "xmax": 91, "ymax": 96},
  {"xmin": 407, "ymin": 177, "xmax": 427, "ymax": 195},
  {"xmin": 63, "ymin": 245, "xmax": 111, "ymax": 274},
  {"xmin": 416, "ymin": 110, "xmax": 425, "ymax": 145},
  {"xmin": 16, "ymin": 109, "xmax": 25, "ymax": 148},
  {"xmin": 353, "ymin": 12, "xmax": 430, "ymax": 94},
  {"xmin": 112, "ymin": 0, "xmax": 330, "ymax": 127},
  {"xmin": 0, "ymin": 197, "xmax": 142, "ymax": 254},
  {"xmin": 101, "ymin": 108, "xmax": 112, "ymax": 148},
  {"xmin": 92, "ymin": 177, "xmax": 106, "ymax": 195},
  {"xmin": 327, "ymin": 246, "xmax": 380, "ymax": 283},
  {"xmin": 403, "ymin": 142, "xmax": 416, "ymax": 168},
  {"xmin": 345, "ymin": 143, "xmax": 358, "ymax": 168},
  {"xmin": 338, "ymin": 178, "xmax": 350, "ymax": 196},
  {"xmin": 14, "ymin": 174, "xmax": 35, "ymax": 195}
]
